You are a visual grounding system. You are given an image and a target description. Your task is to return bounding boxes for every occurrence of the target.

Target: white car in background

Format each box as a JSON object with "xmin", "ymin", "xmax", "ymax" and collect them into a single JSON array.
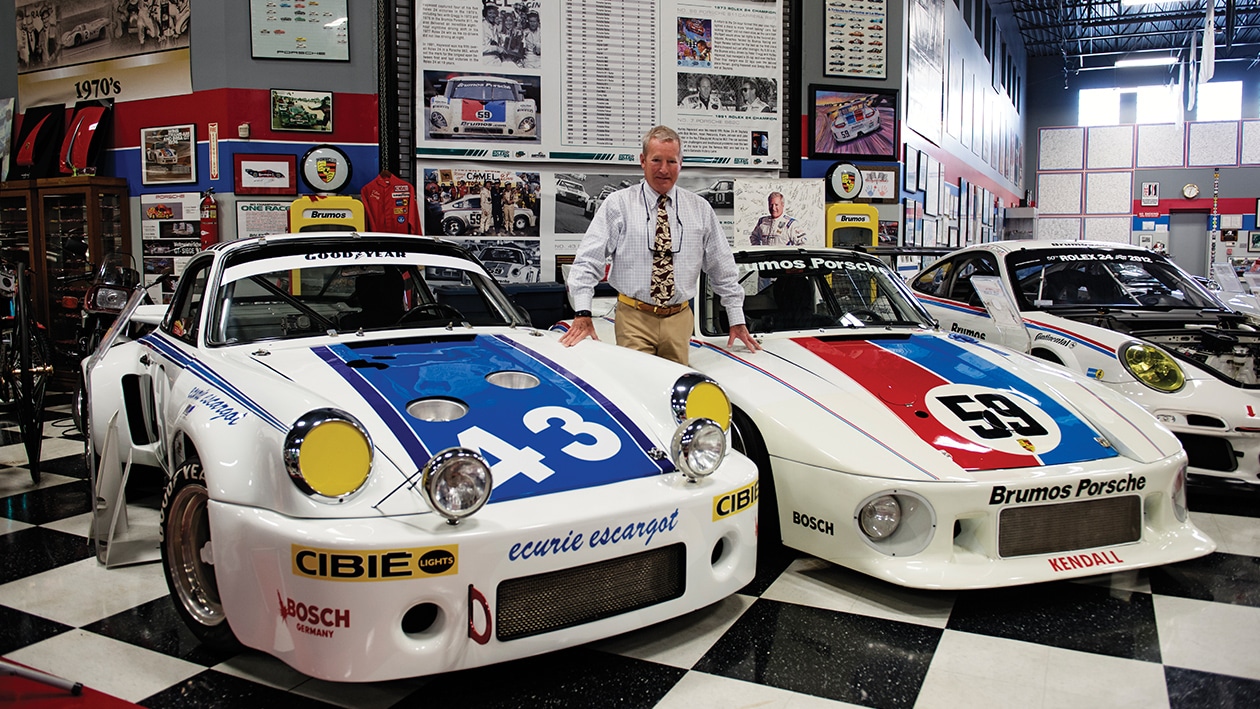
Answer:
[
  {"xmin": 910, "ymin": 240, "xmax": 1260, "ymax": 492},
  {"xmin": 557, "ymin": 246, "xmax": 1214, "ymax": 589}
]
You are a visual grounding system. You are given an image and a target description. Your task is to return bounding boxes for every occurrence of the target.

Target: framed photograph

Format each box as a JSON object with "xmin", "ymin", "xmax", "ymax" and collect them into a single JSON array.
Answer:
[
  {"xmin": 140, "ymin": 124, "xmax": 196, "ymax": 186},
  {"xmin": 271, "ymin": 89, "xmax": 333, "ymax": 133},
  {"xmin": 904, "ymin": 145, "xmax": 919, "ymax": 193},
  {"xmin": 916, "ymin": 150, "xmax": 929, "ymax": 192},
  {"xmin": 235, "ymin": 153, "xmax": 298, "ymax": 195},
  {"xmin": 250, "ymin": 0, "xmax": 349, "ymax": 61},
  {"xmin": 858, "ymin": 167, "xmax": 898, "ymax": 202},
  {"xmin": 809, "ymin": 85, "xmax": 898, "ymax": 160},
  {"xmin": 1249, "ymin": 232, "xmax": 1260, "ymax": 253}
]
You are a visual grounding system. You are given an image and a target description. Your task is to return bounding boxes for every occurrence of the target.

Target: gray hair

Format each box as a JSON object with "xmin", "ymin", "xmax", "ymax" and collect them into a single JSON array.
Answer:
[{"xmin": 642, "ymin": 125, "xmax": 683, "ymax": 157}]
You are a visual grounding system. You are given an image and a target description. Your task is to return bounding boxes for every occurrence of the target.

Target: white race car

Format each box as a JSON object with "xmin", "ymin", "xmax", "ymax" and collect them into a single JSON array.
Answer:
[
  {"xmin": 477, "ymin": 245, "xmax": 540, "ymax": 283},
  {"xmin": 910, "ymin": 240, "xmax": 1260, "ymax": 491},
  {"xmin": 429, "ymin": 75, "xmax": 537, "ymax": 139},
  {"xmin": 827, "ymin": 97, "xmax": 880, "ymax": 143},
  {"xmin": 83, "ymin": 233, "xmax": 756, "ymax": 682},
  {"xmin": 561, "ymin": 247, "xmax": 1213, "ymax": 589}
]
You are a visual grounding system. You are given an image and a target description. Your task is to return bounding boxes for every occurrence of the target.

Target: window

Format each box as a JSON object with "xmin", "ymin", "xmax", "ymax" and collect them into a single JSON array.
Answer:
[
  {"xmin": 1135, "ymin": 84, "xmax": 1179, "ymax": 124},
  {"xmin": 1078, "ymin": 88, "xmax": 1120, "ymax": 126},
  {"xmin": 1197, "ymin": 81, "xmax": 1242, "ymax": 121}
]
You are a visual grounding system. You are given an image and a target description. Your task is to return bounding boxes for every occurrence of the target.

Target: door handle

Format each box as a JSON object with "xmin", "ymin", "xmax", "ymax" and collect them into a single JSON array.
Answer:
[{"xmin": 139, "ymin": 353, "xmax": 150, "ymax": 366}]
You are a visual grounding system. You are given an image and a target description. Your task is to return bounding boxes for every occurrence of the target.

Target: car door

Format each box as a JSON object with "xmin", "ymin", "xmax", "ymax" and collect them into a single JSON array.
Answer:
[
  {"xmin": 146, "ymin": 256, "xmax": 213, "ymax": 472},
  {"xmin": 910, "ymin": 253, "xmax": 1023, "ymax": 348}
]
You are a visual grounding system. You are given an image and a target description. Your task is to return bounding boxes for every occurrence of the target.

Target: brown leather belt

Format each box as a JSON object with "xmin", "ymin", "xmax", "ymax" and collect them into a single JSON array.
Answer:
[{"xmin": 618, "ymin": 293, "xmax": 688, "ymax": 317}]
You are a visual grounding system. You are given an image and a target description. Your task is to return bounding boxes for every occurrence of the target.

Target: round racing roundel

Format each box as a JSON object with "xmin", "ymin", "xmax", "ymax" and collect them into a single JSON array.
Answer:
[
  {"xmin": 300, "ymin": 144, "xmax": 352, "ymax": 194},
  {"xmin": 923, "ymin": 384, "xmax": 1061, "ymax": 456}
]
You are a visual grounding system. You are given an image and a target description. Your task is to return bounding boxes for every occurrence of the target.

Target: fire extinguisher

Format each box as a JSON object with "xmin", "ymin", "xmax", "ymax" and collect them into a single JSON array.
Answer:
[{"xmin": 199, "ymin": 188, "xmax": 219, "ymax": 249}]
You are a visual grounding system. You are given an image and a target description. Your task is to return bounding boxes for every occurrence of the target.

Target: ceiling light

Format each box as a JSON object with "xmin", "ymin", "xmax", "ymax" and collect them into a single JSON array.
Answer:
[{"xmin": 1115, "ymin": 56, "xmax": 1178, "ymax": 68}]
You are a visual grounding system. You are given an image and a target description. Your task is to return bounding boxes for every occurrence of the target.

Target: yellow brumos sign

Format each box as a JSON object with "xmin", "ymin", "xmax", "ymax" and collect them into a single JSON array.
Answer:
[
  {"xmin": 712, "ymin": 480, "xmax": 759, "ymax": 521},
  {"xmin": 292, "ymin": 544, "xmax": 458, "ymax": 581}
]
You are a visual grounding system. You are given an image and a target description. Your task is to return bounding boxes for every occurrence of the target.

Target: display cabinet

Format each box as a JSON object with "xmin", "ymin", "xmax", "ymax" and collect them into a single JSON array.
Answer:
[{"xmin": 0, "ymin": 177, "xmax": 131, "ymax": 375}]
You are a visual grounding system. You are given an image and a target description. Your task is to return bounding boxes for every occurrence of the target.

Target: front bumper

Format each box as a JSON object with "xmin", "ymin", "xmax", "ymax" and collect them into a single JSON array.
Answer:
[
  {"xmin": 209, "ymin": 460, "xmax": 758, "ymax": 682},
  {"xmin": 773, "ymin": 454, "xmax": 1215, "ymax": 590}
]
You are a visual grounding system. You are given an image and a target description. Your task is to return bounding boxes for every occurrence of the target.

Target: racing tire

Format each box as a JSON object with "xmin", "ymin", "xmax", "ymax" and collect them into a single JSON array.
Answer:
[
  {"xmin": 513, "ymin": 215, "xmax": 530, "ymax": 232},
  {"xmin": 731, "ymin": 409, "xmax": 781, "ymax": 559},
  {"xmin": 160, "ymin": 459, "xmax": 242, "ymax": 652},
  {"xmin": 442, "ymin": 217, "xmax": 466, "ymax": 236}
]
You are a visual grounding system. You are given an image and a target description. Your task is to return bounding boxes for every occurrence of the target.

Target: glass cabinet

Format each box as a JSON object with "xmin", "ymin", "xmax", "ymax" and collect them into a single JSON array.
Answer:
[{"xmin": 0, "ymin": 176, "xmax": 131, "ymax": 375}]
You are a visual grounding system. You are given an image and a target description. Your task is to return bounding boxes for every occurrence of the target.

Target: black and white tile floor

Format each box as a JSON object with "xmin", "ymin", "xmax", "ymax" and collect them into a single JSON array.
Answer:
[{"xmin": 2, "ymin": 389, "xmax": 1259, "ymax": 708}]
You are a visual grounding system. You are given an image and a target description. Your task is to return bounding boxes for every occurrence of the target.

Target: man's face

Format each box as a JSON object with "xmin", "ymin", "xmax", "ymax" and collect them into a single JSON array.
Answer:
[
  {"xmin": 698, "ymin": 78, "xmax": 712, "ymax": 100},
  {"xmin": 768, "ymin": 195, "xmax": 784, "ymax": 218},
  {"xmin": 742, "ymin": 84, "xmax": 756, "ymax": 102},
  {"xmin": 640, "ymin": 138, "xmax": 682, "ymax": 195},
  {"xmin": 486, "ymin": 6, "xmax": 498, "ymax": 22},
  {"xmin": 528, "ymin": 15, "xmax": 539, "ymax": 30}
]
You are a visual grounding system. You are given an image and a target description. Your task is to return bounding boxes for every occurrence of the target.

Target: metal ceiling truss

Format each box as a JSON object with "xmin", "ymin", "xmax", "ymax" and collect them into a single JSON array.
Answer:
[{"xmin": 1008, "ymin": 0, "xmax": 1259, "ymax": 68}]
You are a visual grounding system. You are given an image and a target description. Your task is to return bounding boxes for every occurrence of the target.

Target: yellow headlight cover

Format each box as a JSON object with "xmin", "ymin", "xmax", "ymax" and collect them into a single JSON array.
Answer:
[
  {"xmin": 685, "ymin": 380, "xmax": 731, "ymax": 431},
  {"xmin": 1122, "ymin": 343, "xmax": 1185, "ymax": 393},
  {"xmin": 299, "ymin": 419, "xmax": 372, "ymax": 497}
]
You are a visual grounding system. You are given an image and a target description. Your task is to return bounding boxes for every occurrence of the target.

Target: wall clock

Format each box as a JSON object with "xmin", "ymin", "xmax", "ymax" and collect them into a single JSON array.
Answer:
[{"xmin": 1182, "ymin": 183, "xmax": 1200, "ymax": 199}]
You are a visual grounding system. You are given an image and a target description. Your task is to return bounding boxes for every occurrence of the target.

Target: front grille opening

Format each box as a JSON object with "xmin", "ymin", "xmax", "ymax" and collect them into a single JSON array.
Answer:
[
  {"xmin": 496, "ymin": 543, "xmax": 686, "ymax": 642},
  {"xmin": 1185, "ymin": 414, "xmax": 1227, "ymax": 429},
  {"xmin": 711, "ymin": 537, "xmax": 726, "ymax": 565},
  {"xmin": 1176, "ymin": 432, "xmax": 1239, "ymax": 472},
  {"xmin": 998, "ymin": 496, "xmax": 1141, "ymax": 558}
]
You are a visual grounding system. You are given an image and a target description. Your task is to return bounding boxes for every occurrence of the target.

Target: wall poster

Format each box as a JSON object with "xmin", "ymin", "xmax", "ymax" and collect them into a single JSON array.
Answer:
[
  {"xmin": 139, "ymin": 192, "xmax": 200, "ymax": 298},
  {"xmin": 249, "ymin": 0, "xmax": 349, "ymax": 61},
  {"xmin": 415, "ymin": 0, "xmax": 783, "ymax": 168},
  {"xmin": 823, "ymin": 0, "xmax": 888, "ymax": 80},
  {"xmin": 905, "ymin": 0, "xmax": 944, "ymax": 145}
]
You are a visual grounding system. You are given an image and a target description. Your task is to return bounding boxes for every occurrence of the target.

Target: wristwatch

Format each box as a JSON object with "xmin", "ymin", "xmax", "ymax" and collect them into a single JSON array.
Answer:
[{"xmin": 573, "ymin": 310, "xmax": 592, "ymax": 318}]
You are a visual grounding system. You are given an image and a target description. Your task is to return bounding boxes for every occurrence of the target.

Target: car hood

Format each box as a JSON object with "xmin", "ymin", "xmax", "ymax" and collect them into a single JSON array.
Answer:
[
  {"xmin": 712, "ymin": 332, "xmax": 1179, "ymax": 482},
  {"xmin": 213, "ymin": 331, "xmax": 676, "ymax": 504}
]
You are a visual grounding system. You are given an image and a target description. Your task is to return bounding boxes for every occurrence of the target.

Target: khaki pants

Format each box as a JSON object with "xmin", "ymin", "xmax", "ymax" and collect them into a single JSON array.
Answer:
[{"xmin": 615, "ymin": 301, "xmax": 693, "ymax": 365}]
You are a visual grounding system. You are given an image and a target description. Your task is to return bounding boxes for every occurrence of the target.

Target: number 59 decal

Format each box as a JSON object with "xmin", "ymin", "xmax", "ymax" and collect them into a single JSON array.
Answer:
[
  {"xmin": 456, "ymin": 405, "xmax": 622, "ymax": 486},
  {"xmin": 925, "ymin": 384, "xmax": 1061, "ymax": 455}
]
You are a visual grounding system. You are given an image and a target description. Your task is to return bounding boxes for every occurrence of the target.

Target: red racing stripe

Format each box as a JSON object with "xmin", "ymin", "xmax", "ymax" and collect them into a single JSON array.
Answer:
[{"xmin": 793, "ymin": 338, "xmax": 1039, "ymax": 471}]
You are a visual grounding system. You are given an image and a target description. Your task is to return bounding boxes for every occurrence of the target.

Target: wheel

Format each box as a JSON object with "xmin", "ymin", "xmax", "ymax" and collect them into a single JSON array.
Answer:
[
  {"xmin": 160, "ymin": 459, "xmax": 241, "ymax": 651},
  {"xmin": 730, "ymin": 409, "xmax": 780, "ymax": 557},
  {"xmin": 513, "ymin": 215, "xmax": 530, "ymax": 232},
  {"xmin": 442, "ymin": 217, "xmax": 466, "ymax": 236},
  {"xmin": 397, "ymin": 302, "xmax": 464, "ymax": 325}
]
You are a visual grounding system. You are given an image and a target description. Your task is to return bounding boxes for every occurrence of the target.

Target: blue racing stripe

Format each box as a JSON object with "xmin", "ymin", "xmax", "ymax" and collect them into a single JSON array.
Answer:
[{"xmin": 142, "ymin": 333, "xmax": 288, "ymax": 432}]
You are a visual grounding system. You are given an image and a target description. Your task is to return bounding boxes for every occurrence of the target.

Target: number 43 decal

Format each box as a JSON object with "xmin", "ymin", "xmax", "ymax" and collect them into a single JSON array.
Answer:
[
  {"xmin": 925, "ymin": 384, "xmax": 1061, "ymax": 455},
  {"xmin": 456, "ymin": 405, "xmax": 622, "ymax": 485}
]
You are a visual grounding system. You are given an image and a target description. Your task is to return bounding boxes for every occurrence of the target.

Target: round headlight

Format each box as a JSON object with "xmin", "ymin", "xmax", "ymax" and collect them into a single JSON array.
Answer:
[
  {"xmin": 283, "ymin": 409, "xmax": 373, "ymax": 501},
  {"xmin": 519, "ymin": 116, "xmax": 536, "ymax": 132},
  {"xmin": 422, "ymin": 448, "xmax": 492, "ymax": 524},
  {"xmin": 671, "ymin": 418, "xmax": 726, "ymax": 481},
  {"xmin": 1120, "ymin": 342, "xmax": 1185, "ymax": 392},
  {"xmin": 858, "ymin": 495, "xmax": 901, "ymax": 539},
  {"xmin": 671, "ymin": 373, "xmax": 731, "ymax": 431},
  {"xmin": 429, "ymin": 112, "xmax": 447, "ymax": 129}
]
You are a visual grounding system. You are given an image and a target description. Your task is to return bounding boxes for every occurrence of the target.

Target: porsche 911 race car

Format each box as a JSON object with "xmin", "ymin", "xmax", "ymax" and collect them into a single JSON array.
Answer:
[
  {"xmin": 477, "ymin": 245, "xmax": 540, "ymax": 283},
  {"xmin": 429, "ymin": 76, "xmax": 537, "ymax": 139},
  {"xmin": 82, "ymin": 233, "xmax": 756, "ymax": 682},
  {"xmin": 439, "ymin": 196, "xmax": 536, "ymax": 235},
  {"xmin": 910, "ymin": 241, "xmax": 1260, "ymax": 491},
  {"xmin": 827, "ymin": 97, "xmax": 880, "ymax": 143},
  {"xmin": 559, "ymin": 247, "xmax": 1213, "ymax": 589}
]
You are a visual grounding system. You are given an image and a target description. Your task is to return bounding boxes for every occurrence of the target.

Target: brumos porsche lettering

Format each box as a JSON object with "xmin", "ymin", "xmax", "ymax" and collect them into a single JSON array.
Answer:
[
  {"xmin": 185, "ymin": 386, "xmax": 245, "ymax": 425},
  {"xmin": 989, "ymin": 474, "xmax": 1146, "ymax": 505},
  {"xmin": 277, "ymin": 591, "xmax": 349, "ymax": 638},
  {"xmin": 792, "ymin": 511, "xmax": 834, "ymax": 535},
  {"xmin": 1033, "ymin": 332, "xmax": 1076, "ymax": 348},
  {"xmin": 950, "ymin": 322, "xmax": 987, "ymax": 340},
  {"xmin": 292, "ymin": 544, "xmax": 458, "ymax": 580},
  {"xmin": 712, "ymin": 480, "xmax": 758, "ymax": 521},
  {"xmin": 1048, "ymin": 550, "xmax": 1124, "ymax": 572},
  {"xmin": 304, "ymin": 250, "xmax": 406, "ymax": 260}
]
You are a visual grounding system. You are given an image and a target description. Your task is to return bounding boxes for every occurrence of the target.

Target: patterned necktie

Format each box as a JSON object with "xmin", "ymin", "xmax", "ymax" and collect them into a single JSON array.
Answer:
[{"xmin": 651, "ymin": 194, "xmax": 675, "ymax": 306}]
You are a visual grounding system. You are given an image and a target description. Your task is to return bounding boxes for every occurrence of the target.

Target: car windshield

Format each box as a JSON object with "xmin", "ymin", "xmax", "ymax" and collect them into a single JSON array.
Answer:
[
  {"xmin": 209, "ymin": 244, "xmax": 523, "ymax": 345},
  {"xmin": 450, "ymin": 80, "xmax": 519, "ymax": 102},
  {"xmin": 702, "ymin": 251, "xmax": 934, "ymax": 334},
  {"xmin": 1007, "ymin": 248, "xmax": 1224, "ymax": 311}
]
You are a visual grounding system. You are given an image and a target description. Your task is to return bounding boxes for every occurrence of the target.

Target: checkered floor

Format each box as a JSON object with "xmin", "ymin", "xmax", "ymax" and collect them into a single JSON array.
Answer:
[{"xmin": 2, "ymin": 389, "xmax": 1259, "ymax": 708}]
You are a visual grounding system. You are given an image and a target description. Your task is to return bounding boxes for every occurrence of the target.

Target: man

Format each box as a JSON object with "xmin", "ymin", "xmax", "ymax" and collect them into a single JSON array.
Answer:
[
  {"xmin": 561, "ymin": 126, "xmax": 759, "ymax": 365},
  {"xmin": 478, "ymin": 182, "xmax": 493, "ymax": 234},
  {"xmin": 749, "ymin": 192, "xmax": 808, "ymax": 246},
  {"xmin": 680, "ymin": 76, "xmax": 721, "ymax": 110},
  {"xmin": 738, "ymin": 81, "xmax": 771, "ymax": 112},
  {"xmin": 521, "ymin": 11, "xmax": 541, "ymax": 67}
]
